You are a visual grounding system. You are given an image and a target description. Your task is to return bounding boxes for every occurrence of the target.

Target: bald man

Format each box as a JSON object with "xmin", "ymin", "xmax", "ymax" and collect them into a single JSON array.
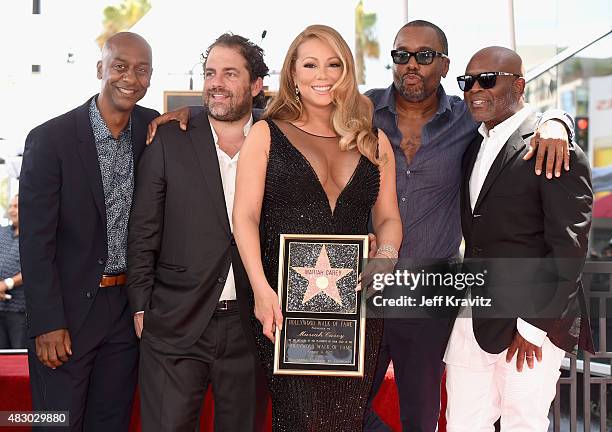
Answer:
[
  {"xmin": 20, "ymin": 32, "xmax": 159, "ymax": 431},
  {"xmin": 444, "ymin": 46, "xmax": 594, "ymax": 431}
]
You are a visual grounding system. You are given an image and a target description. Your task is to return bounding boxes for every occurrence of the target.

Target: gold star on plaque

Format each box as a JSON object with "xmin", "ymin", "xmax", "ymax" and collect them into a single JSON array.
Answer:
[{"xmin": 292, "ymin": 245, "xmax": 353, "ymax": 306}]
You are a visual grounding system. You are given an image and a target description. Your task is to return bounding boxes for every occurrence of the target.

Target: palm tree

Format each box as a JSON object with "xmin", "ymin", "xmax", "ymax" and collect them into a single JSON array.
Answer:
[
  {"xmin": 355, "ymin": 0, "xmax": 379, "ymax": 85},
  {"xmin": 96, "ymin": 0, "xmax": 152, "ymax": 49}
]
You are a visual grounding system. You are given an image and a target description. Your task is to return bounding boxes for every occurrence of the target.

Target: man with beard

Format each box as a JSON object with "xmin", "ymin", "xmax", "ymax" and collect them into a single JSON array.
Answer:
[
  {"xmin": 363, "ymin": 21, "xmax": 576, "ymax": 432},
  {"xmin": 146, "ymin": 22, "xmax": 573, "ymax": 432},
  {"xmin": 19, "ymin": 32, "xmax": 158, "ymax": 431},
  {"xmin": 127, "ymin": 33, "xmax": 268, "ymax": 431}
]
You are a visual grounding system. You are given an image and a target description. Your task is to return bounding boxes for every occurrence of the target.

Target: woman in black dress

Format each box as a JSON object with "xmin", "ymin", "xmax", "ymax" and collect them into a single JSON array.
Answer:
[{"xmin": 233, "ymin": 25, "xmax": 402, "ymax": 431}]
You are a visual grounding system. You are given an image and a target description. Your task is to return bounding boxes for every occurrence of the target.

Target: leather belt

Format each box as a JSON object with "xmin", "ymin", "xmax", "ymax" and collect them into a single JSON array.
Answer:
[
  {"xmin": 99, "ymin": 273, "xmax": 127, "ymax": 288},
  {"xmin": 215, "ymin": 300, "xmax": 237, "ymax": 312}
]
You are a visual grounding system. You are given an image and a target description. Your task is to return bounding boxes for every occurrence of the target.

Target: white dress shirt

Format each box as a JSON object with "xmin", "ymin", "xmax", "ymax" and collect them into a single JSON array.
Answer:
[
  {"xmin": 445, "ymin": 105, "xmax": 546, "ymax": 367},
  {"xmin": 469, "ymin": 105, "xmax": 534, "ymax": 212},
  {"xmin": 136, "ymin": 115, "xmax": 253, "ymax": 315},
  {"xmin": 210, "ymin": 115, "xmax": 253, "ymax": 301}
]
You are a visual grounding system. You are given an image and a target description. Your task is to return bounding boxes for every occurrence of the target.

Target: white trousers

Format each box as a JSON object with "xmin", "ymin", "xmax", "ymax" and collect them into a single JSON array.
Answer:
[{"xmin": 445, "ymin": 336, "xmax": 566, "ymax": 432}]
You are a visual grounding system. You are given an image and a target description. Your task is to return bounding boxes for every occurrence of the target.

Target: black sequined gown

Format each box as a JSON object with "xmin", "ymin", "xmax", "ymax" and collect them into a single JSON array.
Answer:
[{"xmin": 253, "ymin": 119, "xmax": 383, "ymax": 432}]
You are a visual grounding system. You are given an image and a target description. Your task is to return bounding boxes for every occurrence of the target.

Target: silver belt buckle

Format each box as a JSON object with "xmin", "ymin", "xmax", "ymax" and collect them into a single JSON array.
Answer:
[{"xmin": 217, "ymin": 300, "xmax": 229, "ymax": 311}]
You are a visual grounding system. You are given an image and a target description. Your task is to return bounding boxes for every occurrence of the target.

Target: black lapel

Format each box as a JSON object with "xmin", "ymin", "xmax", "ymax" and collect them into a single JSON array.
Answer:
[
  {"xmin": 130, "ymin": 106, "xmax": 147, "ymax": 174},
  {"xmin": 187, "ymin": 112, "xmax": 231, "ymax": 235},
  {"xmin": 462, "ymin": 135, "xmax": 483, "ymax": 223},
  {"xmin": 473, "ymin": 113, "xmax": 538, "ymax": 211},
  {"xmin": 252, "ymin": 108, "xmax": 263, "ymax": 122},
  {"xmin": 75, "ymin": 96, "xmax": 106, "ymax": 225}
]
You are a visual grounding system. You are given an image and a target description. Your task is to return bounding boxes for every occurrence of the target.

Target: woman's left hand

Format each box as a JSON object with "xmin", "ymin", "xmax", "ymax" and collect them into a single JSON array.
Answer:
[{"xmin": 358, "ymin": 254, "xmax": 396, "ymax": 298}]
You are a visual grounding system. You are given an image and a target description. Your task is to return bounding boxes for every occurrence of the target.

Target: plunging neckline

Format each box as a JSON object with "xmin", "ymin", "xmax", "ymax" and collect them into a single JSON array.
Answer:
[
  {"xmin": 287, "ymin": 121, "xmax": 340, "ymax": 138},
  {"xmin": 271, "ymin": 120, "xmax": 364, "ymax": 217}
]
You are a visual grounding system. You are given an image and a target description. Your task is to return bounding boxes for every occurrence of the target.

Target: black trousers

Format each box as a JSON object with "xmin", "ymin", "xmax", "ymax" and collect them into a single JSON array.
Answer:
[
  {"xmin": 365, "ymin": 318, "xmax": 450, "ymax": 432},
  {"xmin": 139, "ymin": 308, "xmax": 262, "ymax": 432},
  {"xmin": 0, "ymin": 310, "xmax": 27, "ymax": 348},
  {"xmin": 28, "ymin": 285, "xmax": 139, "ymax": 432}
]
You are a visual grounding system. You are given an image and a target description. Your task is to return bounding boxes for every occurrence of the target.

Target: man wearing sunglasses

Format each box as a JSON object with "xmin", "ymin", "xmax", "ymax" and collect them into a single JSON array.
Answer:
[
  {"xmin": 444, "ymin": 46, "xmax": 593, "ymax": 432},
  {"xmin": 143, "ymin": 20, "xmax": 575, "ymax": 432},
  {"xmin": 363, "ymin": 20, "xmax": 575, "ymax": 432}
]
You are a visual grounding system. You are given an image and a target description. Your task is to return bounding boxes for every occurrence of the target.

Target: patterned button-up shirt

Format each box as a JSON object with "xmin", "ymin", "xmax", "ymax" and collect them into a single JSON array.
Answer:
[
  {"xmin": 0, "ymin": 225, "xmax": 24, "ymax": 313},
  {"xmin": 89, "ymin": 97, "xmax": 134, "ymax": 273},
  {"xmin": 366, "ymin": 84, "xmax": 478, "ymax": 260}
]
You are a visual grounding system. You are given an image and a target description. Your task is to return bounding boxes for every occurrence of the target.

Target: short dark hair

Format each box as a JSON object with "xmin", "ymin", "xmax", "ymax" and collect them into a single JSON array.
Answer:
[
  {"xmin": 203, "ymin": 33, "xmax": 269, "ymax": 108},
  {"xmin": 395, "ymin": 20, "xmax": 448, "ymax": 55}
]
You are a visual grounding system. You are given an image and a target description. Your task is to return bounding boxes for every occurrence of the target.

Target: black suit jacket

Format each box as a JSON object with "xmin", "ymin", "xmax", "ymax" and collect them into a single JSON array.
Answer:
[
  {"xmin": 461, "ymin": 112, "xmax": 595, "ymax": 354},
  {"xmin": 19, "ymin": 96, "xmax": 159, "ymax": 338},
  {"xmin": 127, "ymin": 112, "xmax": 252, "ymax": 349}
]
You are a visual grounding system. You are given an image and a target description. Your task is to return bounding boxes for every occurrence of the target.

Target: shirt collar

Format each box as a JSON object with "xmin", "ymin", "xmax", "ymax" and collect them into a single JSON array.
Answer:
[
  {"xmin": 373, "ymin": 84, "xmax": 452, "ymax": 117},
  {"xmin": 478, "ymin": 104, "xmax": 534, "ymax": 144},
  {"xmin": 209, "ymin": 114, "xmax": 253, "ymax": 146},
  {"xmin": 372, "ymin": 84, "xmax": 398, "ymax": 114},
  {"xmin": 89, "ymin": 95, "xmax": 132, "ymax": 142},
  {"xmin": 435, "ymin": 85, "xmax": 452, "ymax": 115}
]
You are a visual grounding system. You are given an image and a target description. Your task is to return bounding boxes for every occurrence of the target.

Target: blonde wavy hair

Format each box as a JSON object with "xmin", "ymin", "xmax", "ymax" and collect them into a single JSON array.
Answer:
[{"xmin": 263, "ymin": 24, "xmax": 381, "ymax": 165}]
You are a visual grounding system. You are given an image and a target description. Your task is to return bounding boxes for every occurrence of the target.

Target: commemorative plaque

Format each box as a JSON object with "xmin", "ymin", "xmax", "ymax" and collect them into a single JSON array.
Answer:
[{"xmin": 273, "ymin": 234, "xmax": 368, "ymax": 376}]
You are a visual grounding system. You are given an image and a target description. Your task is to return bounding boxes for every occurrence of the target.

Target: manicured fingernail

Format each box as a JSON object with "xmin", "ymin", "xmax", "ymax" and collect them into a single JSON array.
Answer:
[
  {"xmin": 555, "ymin": 171, "xmax": 560, "ymax": 177},
  {"xmin": 536, "ymin": 169, "xmax": 541, "ymax": 175},
  {"xmin": 547, "ymin": 173, "xmax": 552, "ymax": 179}
]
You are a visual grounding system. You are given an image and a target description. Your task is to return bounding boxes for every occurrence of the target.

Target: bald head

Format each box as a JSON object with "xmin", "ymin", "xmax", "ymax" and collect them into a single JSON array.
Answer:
[
  {"xmin": 101, "ymin": 32, "xmax": 152, "ymax": 63},
  {"xmin": 463, "ymin": 46, "xmax": 526, "ymax": 130},
  {"xmin": 97, "ymin": 32, "xmax": 152, "ymax": 116},
  {"xmin": 467, "ymin": 46, "xmax": 524, "ymax": 77}
]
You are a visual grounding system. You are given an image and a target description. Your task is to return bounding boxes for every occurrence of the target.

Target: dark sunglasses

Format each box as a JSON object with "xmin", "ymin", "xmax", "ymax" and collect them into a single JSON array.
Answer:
[
  {"xmin": 391, "ymin": 49, "xmax": 448, "ymax": 65},
  {"xmin": 457, "ymin": 72, "xmax": 522, "ymax": 91}
]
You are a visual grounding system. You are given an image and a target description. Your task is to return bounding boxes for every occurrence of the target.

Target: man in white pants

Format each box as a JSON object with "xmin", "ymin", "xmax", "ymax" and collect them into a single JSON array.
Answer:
[{"xmin": 445, "ymin": 46, "xmax": 595, "ymax": 431}]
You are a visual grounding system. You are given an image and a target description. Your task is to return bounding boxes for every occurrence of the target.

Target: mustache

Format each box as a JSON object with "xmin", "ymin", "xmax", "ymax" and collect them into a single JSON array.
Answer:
[
  {"xmin": 401, "ymin": 71, "xmax": 423, "ymax": 80},
  {"xmin": 206, "ymin": 87, "xmax": 232, "ymax": 97}
]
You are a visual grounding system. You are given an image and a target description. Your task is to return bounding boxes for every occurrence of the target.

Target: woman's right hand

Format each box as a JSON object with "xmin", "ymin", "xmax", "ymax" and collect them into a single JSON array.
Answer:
[{"xmin": 254, "ymin": 284, "xmax": 284, "ymax": 343}]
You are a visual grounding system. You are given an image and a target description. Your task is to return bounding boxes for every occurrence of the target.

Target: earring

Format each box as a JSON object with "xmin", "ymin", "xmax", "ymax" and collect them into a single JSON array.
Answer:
[{"xmin": 295, "ymin": 84, "xmax": 300, "ymax": 103}]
